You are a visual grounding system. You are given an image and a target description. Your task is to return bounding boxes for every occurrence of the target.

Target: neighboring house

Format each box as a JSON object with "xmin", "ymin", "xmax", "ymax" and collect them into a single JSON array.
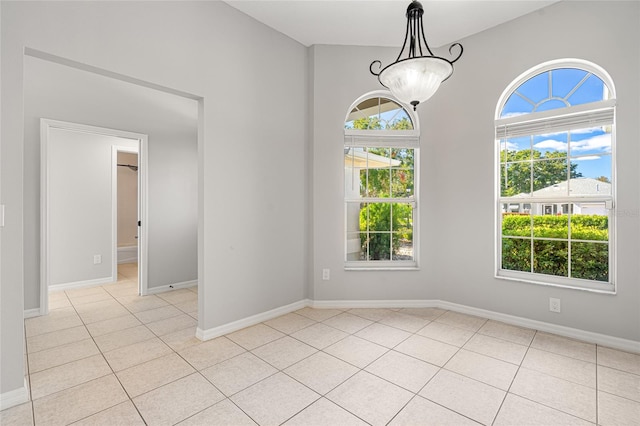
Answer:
[{"xmin": 505, "ymin": 177, "xmax": 611, "ymax": 215}]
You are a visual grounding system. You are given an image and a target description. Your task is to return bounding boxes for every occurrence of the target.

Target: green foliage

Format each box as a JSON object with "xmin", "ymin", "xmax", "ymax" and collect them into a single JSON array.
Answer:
[
  {"xmin": 502, "ymin": 214, "xmax": 608, "ymax": 240},
  {"xmin": 571, "ymin": 243, "xmax": 609, "ymax": 281},
  {"xmin": 364, "ymin": 148, "xmax": 414, "ymax": 198},
  {"xmin": 533, "ymin": 240, "xmax": 568, "ymax": 277},
  {"xmin": 500, "ymin": 149, "xmax": 582, "ymax": 196},
  {"xmin": 360, "ymin": 203, "xmax": 412, "ymax": 260},
  {"xmin": 501, "ymin": 213, "xmax": 609, "ymax": 281},
  {"xmin": 502, "ymin": 238, "xmax": 531, "ymax": 272}
]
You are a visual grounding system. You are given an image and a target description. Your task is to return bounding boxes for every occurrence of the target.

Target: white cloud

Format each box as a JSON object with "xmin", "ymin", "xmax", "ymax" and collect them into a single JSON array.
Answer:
[
  {"xmin": 534, "ymin": 139, "xmax": 567, "ymax": 151},
  {"xmin": 504, "ymin": 141, "xmax": 518, "ymax": 151},
  {"xmin": 570, "ymin": 133, "xmax": 611, "ymax": 153},
  {"xmin": 540, "ymin": 127, "xmax": 603, "ymax": 137},
  {"xmin": 500, "ymin": 112, "xmax": 528, "ymax": 119},
  {"xmin": 572, "ymin": 155, "xmax": 601, "ymax": 161}
]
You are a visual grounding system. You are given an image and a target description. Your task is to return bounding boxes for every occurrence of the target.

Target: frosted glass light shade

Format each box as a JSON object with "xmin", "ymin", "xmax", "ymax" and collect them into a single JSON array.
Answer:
[{"xmin": 379, "ymin": 57, "xmax": 453, "ymax": 107}]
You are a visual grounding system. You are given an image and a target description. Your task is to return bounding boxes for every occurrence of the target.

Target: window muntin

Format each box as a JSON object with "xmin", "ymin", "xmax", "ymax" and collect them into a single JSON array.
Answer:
[
  {"xmin": 496, "ymin": 61, "xmax": 615, "ymax": 291},
  {"xmin": 501, "ymin": 68, "xmax": 610, "ymax": 118},
  {"xmin": 345, "ymin": 95, "xmax": 419, "ymax": 268}
]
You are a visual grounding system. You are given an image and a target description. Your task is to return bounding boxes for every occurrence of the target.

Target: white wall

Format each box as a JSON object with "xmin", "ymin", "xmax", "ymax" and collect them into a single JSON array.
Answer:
[
  {"xmin": 23, "ymin": 56, "xmax": 198, "ymax": 304},
  {"xmin": 117, "ymin": 152, "xmax": 138, "ymax": 248},
  {"xmin": 48, "ymin": 128, "xmax": 137, "ymax": 286},
  {"xmin": 311, "ymin": 1, "xmax": 640, "ymax": 341},
  {"xmin": 1, "ymin": 0, "xmax": 308, "ymax": 398},
  {"xmin": 311, "ymin": 43, "xmax": 440, "ymax": 302}
]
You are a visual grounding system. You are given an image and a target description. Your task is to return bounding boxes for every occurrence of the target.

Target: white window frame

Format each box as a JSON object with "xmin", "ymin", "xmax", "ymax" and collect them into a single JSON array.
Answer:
[
  {"xmin": 344, "ymin": 91, "xmax": 420, "ymax": 270},
  {"xmin": 495, "ymin": 59, "xmax": 616, "ymax": 293}
]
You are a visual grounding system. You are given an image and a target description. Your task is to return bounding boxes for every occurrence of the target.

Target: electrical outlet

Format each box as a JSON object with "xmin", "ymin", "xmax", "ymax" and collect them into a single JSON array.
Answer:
[
  {"xmin": 549, "ymin": 297, "xmax": 561, "ymax": 313},
  {"xmin": 322, "ymin": 269, "xmax": 330, "ymax": 280},
  {"xmin": 93, "ymin": 254, "xmax": 102, "ymax": 265}
]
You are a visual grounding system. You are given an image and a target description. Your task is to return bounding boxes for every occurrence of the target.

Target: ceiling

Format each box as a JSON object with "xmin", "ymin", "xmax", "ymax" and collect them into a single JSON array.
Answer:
[{"xmin": 225, "ymin": 0, "xmax": 559, "ymax": 48}]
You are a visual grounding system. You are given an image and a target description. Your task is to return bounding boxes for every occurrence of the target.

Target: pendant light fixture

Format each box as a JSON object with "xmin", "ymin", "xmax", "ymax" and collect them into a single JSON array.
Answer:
[{"xmin": 370, "ymin": 0, "xmax": 463, "ymax": 110}]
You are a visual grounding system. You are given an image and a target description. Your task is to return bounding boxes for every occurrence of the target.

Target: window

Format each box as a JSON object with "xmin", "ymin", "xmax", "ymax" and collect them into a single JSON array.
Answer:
[
  {"xmin": 345, "ymin": 93, "xmax": 419, "ymax": 269},
  {"xmin": 496, "ymin": 60, "xmax": 616, "ymax": 292}
]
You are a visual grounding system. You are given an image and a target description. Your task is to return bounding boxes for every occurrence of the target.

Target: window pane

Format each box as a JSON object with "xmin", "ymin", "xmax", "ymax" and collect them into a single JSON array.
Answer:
[
  {"xmin": 570, "ymin": 156, "xmax": 611, "ymax": 194},
  {"xmin": 533, "ymin": 158, "xmax": 568, "ymax": 193},
  {"xmin": 506, "ymin": 137, "xmax": 532, "ymax": 162},
  {"xmin": 366, "ymin": 169, "xmax": 390, "ymax": 197},
  {"xmin": 517, "ymin": 72, "xmax": 548, "ymax": 105},
  {"xmin": 346, "ymin": 231, "xmax": 364, "ymax": 261},
  {"xmin": 571, "ymin": 242, "xmax": 608, "ymax": 281},
  {"xmin": 533, "ymin": 208, "xmax": 568, "ymax": 238},
  {"xmin": 571, "ymin": 205, "xmax": 608, "ymax": 241},
  {"xmin": 390, "ymin": 148, "xmax": 414, "ymax": 168},
  {"xmin": 367, "ymin": 232, "xmax": 391, "ymax": 260},
  {"xmin": 346, "ymin": 202, "xmax": 363, "ymax": 233},
  {"xmin": 567, "ymin": 74, "xmax": 607, "ymax": 105},
  {"xmin": 392, "ymin": 203, "xmax": 413, "ymax": 260},
  {"xmin": 502, "ymin": 238, "xmax": 531, "ymax": 272},
  {"xmin": 393, "ymin": 232, "xmax": 413, "ymax": 261},
  {"xmin": 502, "ymin": 213, "xmax": 531, "ymax": 237},
  {"xmin": 570, "ymin": 129, "xmax": 611, "ymax": 156},
  {"xmin": 503, "ymin": 162, "xmax": 532, "ymax": 196},
  {"xmin": 551, "ymin": 68, "xmax": 589, "ymax": 99},
  {"xmin": 501, "ymin": 94, "xmax": 534, "ymax": 117},
  {"xmin": 533, "ymin": 132, "xmax": 568, "ymax": 155},
  {"xmin": 391, "ymin": 169, "xmax": 414, "ymax": 197},
  {"xmin": 533, "ymin": 240, "xmax": 568, "ymax": 277}
]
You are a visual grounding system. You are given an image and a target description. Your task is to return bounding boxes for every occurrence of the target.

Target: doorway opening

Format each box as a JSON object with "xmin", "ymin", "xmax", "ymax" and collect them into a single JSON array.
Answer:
[
  {"xmin": 40, "ymin": 119, "xmax": 148, "ymax": 315},
  {"xmin": 116, "ymin": 148, "xmax": 140, "ymax": 293}
]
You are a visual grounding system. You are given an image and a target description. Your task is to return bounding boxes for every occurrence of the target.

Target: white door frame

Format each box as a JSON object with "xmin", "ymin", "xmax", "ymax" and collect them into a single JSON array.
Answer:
[{"xmin": 40, "ymin": 119, "xmax": 149, "ymax": 315}]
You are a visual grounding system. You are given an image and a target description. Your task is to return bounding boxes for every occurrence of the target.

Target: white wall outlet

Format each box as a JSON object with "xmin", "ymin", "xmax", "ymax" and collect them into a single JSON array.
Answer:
[
  {"xmin": 322, "ymin": 268, "xmax": 330, "ymax": 280},
  {"xmin": 93, "ymin": 254, "xmax": 102, "ymax": 265},
  {"xmin": 549, "ymin": 297, "xmax": 561, "ymax": 313}
]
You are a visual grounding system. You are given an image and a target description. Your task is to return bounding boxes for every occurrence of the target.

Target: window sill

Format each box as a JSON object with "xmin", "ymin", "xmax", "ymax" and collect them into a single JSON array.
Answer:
[
  {"xmin": 495, "ymin": 271, "xmax": 616, "ymax": 294},
  {"xmin": 345, "ymin": 263, "xmax": 419, "ymax": 271}
]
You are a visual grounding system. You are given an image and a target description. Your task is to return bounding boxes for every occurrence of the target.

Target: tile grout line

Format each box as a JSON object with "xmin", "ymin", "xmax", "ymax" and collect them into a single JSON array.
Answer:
[
  {"xmin": 595, "ymin": 343, "xmax": 599, "ymax": 425},
  {"xmin": 66, "ymin": 282, "xmax": 149, "ymax": 426},
  {"xmin": 489, "ymin": 329, "xmax": 537, "ymax": 426},
  {"xmin": 23, "ymin": 295, "xmax": 637, "ymax": 425}
]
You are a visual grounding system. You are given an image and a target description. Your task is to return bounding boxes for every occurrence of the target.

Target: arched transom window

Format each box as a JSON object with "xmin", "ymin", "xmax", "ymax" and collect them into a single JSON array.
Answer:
[
  {"xmin": 344, "ymin": 94, "xmax": 419, "ymax": 269},
  {"xmin": 495, "ymin": 59, "xmax": 616, "ymax": 292}
]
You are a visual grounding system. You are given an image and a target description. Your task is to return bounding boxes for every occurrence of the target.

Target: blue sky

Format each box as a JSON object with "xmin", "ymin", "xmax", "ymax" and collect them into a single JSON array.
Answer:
[{"xmin": 501, "ymin": 68, "xmax": 612, "ymax": 181}]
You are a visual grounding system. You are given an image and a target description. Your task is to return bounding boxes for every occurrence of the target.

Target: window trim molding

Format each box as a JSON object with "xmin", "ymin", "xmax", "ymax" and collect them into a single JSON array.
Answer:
[{"xmin": 494, "ymin": 60, "xmax": 616, "ymax": 293}]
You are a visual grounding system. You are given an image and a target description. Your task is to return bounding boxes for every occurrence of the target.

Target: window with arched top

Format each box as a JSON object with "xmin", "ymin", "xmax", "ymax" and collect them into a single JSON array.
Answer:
[
  {"xmin": 495, "ymin": 59, "xmax": 616, "ymax": 292},
  {"xmin": 344, "ymin": 93, "xmax": 419, "ymax": 269}
]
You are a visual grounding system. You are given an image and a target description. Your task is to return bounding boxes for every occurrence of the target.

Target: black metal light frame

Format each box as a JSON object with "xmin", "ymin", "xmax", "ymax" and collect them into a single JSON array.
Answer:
[{"xmin": 370, "ymin": 0, "xmax": 463, "ymax": 108}]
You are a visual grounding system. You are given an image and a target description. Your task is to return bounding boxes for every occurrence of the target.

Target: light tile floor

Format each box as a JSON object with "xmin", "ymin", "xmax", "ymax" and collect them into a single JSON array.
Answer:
[{"xmin": 2, "ymin": 263, "xmax": 639, "ymax": 425}]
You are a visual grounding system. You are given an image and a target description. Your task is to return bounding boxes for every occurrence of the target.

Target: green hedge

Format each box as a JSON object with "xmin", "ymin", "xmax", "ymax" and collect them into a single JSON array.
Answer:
[
  {"xmin": 502, "ymin": 214, "xmax": 608, "ymax": 281},
  {"xmin": 502, "ymin": 214, "xmax": 608, "ymax": 240}
]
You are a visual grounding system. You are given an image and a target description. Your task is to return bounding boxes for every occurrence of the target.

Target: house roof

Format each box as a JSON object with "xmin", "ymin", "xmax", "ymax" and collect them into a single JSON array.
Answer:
[
  {"xmin": 514, "ymin": 177, "xmax": 611, "ymax": 198},
  {"xmin": 345, "ymin": 147, "xmax": 401, "ymax": 169}
]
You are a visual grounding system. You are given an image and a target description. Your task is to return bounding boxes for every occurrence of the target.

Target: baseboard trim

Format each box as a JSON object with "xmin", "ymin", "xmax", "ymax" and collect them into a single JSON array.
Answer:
[
  {"xmin": 311, "ymin": 299, "xmax": 439, "ymax": 309},
  {"xmin": 23, "ymin": 308, "xmax": 41, "ymax": 319},
  {"xmin": 0, "ymin": 378, "xmax": 29, "ymax": 411},
  {"xmin": 146, "ymin": 280, "xmax": 197, "ymax": 295},
  {"xmin": 117, "ymin": 245, "xmax": 138, "ymax": 264},
  {"xmin": 311, "ymin": 298, "xmax": 640, "ymax": 353},
  {"xmin": 49, "ymin": 276, "xmax": 115, "ymax": 293},
  {"xmin": 435, "ymin": 300, "xmax": 640, "ymax": 354},
  {"xmin": 196, "ymin": 299, "xmax": 310, "ymax": 341}
]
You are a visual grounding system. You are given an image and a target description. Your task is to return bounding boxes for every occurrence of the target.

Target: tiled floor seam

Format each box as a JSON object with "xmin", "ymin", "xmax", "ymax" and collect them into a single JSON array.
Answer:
[
  {"xmin": 65, "ymin": 285, "xmax": 162, "ymax": 425},
  {"xmin": 489, "ymin": 330, "xmax": 536, "ymax": 426},
  {"xmin": 595, "ymin": 344, "xmax": 599, "ymax": 425}
]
